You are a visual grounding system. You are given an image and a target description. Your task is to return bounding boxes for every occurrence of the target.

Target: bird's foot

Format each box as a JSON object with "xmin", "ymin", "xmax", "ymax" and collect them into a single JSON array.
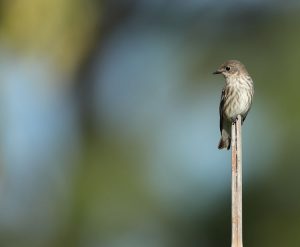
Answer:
[{"xmin": 231, "ymin": 116, "xmax": 238, "ymax": 125}]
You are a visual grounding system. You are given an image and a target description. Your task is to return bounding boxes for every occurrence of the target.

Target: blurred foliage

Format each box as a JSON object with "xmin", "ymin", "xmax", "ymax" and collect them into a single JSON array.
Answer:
[{"xmin": 0, "ymin": 0, "xmax": 102, "ymax": 73}]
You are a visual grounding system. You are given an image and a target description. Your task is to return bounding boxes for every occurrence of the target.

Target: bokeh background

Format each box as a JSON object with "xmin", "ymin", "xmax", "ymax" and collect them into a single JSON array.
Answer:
[{"xmin": 0, "ymin": 0, "xmax": 299, "ymax": 246}]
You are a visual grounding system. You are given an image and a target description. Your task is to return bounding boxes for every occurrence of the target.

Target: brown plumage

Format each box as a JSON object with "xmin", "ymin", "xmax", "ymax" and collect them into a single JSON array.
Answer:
[{"xmin": 213, "ymin": 60, "xmax": 254, "ymax": 150}]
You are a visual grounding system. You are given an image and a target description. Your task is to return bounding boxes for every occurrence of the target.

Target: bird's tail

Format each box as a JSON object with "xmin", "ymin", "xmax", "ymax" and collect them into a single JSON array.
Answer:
[{"xmin": 218, "ymin": 133, "xmax": 231, "ymax": 150}]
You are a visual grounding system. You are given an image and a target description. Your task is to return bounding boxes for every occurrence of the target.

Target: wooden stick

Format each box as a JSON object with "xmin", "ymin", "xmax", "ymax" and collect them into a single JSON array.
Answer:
[{"xmin": 231, "ymin": 115, "xmax": 243, "ymax": 247}]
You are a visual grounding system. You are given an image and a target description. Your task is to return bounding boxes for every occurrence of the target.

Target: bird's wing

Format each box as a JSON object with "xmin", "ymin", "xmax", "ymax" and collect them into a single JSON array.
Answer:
[
  {"xmin": 241, "ymin": 104, "xmax": 251, "ymax": 123},
  {"xmin": 219, "ymin": 88, "xmax": 226, "ymax": 133},
  {"xmin": 242, "ymin": 112, "xmax": 248, "ymax": 123},
  {"xmin": 241, "ymin": 86, "xmax": 254, "ymax": 124}
]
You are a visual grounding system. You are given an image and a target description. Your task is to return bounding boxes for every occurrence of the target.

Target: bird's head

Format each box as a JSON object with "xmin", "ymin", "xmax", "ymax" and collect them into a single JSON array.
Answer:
[{"xmin": 213, "ymin": 60, "xmax": 248, "ymax": 78}]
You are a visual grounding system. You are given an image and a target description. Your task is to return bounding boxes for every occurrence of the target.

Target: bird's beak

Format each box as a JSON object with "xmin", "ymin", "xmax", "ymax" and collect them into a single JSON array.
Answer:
[{"xmin": 213, "ymin": 70, "xmax": 222, "ymax": 74}]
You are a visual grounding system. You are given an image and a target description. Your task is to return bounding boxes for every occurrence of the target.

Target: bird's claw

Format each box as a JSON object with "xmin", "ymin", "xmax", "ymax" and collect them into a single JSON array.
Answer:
[{"xmin": 231, "ymin": 116, "xmax": 238, "ymax": 125}]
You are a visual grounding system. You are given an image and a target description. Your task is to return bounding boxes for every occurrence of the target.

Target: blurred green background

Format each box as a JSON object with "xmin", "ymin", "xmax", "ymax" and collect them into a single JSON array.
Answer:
[{"xmin": 0, "ymin": 0, "xmax": 299, "ymax": 246}]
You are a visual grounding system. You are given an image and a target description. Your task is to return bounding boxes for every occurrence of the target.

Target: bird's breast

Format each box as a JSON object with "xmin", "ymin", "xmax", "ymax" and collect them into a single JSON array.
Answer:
[{"xmin": 223, "ymin": 79, "xmax": 253, "ymax": 119}]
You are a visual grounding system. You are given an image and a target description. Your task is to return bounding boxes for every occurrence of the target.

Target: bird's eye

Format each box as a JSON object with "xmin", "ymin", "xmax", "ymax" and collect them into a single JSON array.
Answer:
[{"xmin": 225, "ymin": 66, "xmax": 231, "ymax": 71}]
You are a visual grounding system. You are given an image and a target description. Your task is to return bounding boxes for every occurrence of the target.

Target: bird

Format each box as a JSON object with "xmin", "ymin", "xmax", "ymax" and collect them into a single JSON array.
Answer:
[{"xmin": 213, "ymin": 60, "xmax": 254, "ymax": 150}]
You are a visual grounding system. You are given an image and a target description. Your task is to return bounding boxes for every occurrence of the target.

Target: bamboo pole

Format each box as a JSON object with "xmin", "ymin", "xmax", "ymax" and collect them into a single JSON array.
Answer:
[{"xmin": 231, "ymin": 115, "xmax": 243, "ymax": 247}]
